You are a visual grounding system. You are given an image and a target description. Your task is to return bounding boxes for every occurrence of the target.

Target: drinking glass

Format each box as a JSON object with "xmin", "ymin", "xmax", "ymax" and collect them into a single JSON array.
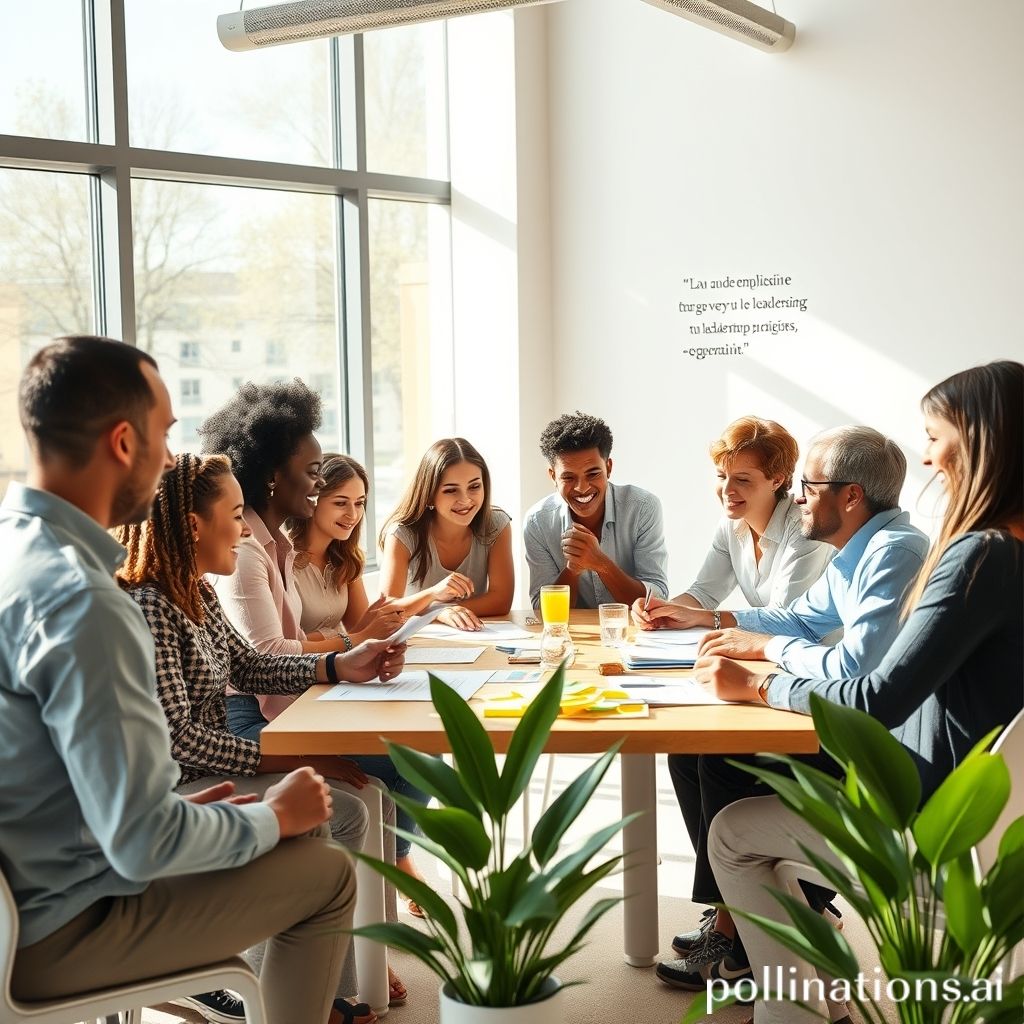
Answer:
[
  {"xmin": 540, "ymin": 623, "xmax": 575, "ymax": 670},
  {"xmin": 539, "ymin": 584, "xmax": 570, "ymax": 626},
  {"xmin": 599, "ymin": 603, "xmax": 629, "ymax": 648}
]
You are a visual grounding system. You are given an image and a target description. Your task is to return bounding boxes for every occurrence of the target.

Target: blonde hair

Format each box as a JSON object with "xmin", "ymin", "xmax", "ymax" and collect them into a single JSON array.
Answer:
[
  {"xmin": 904, "ymin": 361, "xmax": 1023, "ymax": 613},
  {"xmin": 116, "ymin": 453, "xmax": 234, "ymax": 623},
  {"xmin": 709, "ymin": 417, "xmax": 799, "ymax": 498}
]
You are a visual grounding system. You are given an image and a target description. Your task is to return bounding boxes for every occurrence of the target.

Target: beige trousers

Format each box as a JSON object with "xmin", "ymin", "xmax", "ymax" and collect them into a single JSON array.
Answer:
[{"xmin": 12, "ymin": 836, "xmax": 355, "ymax": 1024}]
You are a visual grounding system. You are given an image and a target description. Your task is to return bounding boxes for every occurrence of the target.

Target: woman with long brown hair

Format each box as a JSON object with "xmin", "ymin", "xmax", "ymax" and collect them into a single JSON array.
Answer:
[
  {"xmin": 697, "ymin": 360, "xmax": 1024, "ymax": 1024},
  {"xmin": 378, "ymin": 437, "xmax": 514, "ymax": 631},
  {"xmin": 289, "ymin": 454, "xmax": 401, "ymax": 645}
]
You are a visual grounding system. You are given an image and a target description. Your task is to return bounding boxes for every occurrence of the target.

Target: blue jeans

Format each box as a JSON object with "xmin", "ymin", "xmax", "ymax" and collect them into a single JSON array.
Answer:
[{"xmin": 226, "ymin": 694, "xmax": 429, "ymax": 858}]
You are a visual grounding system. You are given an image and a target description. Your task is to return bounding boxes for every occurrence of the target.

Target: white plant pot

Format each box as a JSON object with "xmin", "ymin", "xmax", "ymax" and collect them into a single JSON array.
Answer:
[{"xmin": 439, "ymin": 977, "xmax": 565, "ymax": 1024}]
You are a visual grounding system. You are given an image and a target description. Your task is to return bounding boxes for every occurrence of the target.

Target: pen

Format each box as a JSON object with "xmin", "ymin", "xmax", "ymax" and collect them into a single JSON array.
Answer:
[{"xmin": 643, "ymin": 583, "xmax": 653, "ymax": 612}]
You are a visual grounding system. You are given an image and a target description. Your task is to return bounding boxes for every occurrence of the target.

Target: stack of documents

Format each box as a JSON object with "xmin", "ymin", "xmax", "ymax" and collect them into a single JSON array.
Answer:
[{"xmin": 624, "ymin": 627, "xmax": 707, "ymax": 669}]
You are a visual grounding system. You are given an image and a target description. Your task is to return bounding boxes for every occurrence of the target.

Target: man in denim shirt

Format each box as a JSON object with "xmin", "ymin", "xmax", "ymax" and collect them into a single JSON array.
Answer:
[
  {"xmin": 524, "ymin": 411, "xmax": 670, "ymax": 609},
  {"xmin": 0, "ymin": 337, "xmax": 356, "ymax": 1024}
]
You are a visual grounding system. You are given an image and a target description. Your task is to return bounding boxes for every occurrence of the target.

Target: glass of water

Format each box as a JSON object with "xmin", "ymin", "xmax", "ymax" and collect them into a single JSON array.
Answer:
[
  {"xmin": 599, "ymin": 603, "xmax": 629, "ymax": 648},
  {"xmin": 540, "ymin": 623, "xmax": 575, "ymax": 670}
]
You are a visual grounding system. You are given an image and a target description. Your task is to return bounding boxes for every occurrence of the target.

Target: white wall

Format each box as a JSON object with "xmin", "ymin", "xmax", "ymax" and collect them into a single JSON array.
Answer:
[{"xmin": 536, "ymin": 0, "xmax": 1023, "ymax": 594}]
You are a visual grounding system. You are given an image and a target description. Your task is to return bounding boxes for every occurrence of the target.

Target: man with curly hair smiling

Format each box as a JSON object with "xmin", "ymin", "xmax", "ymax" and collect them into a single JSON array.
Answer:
[{"xmin": 523, "ymin": 410, "xmax": 669, "ymax": 609}]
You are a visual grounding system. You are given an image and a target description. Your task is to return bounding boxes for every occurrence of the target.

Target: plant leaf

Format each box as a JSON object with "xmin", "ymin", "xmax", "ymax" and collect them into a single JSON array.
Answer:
[
  {"xmin": 679, "ymin": 986, "xmax": 738, "ymax": 1024},
  {"xmin": 389, "ymin": 796, "xmax": 492, "ymax": 871},
  {"xmin": 981, "ymin": 845, "xmax": 1024, "ymax": 939},
  {"xmin": 997, "ymin": 815, "xmax": 1024, "ymax": 859},
  {"xmin": 808, "ymin": 692, "xmax": 921, "ymax": 829},
  {"xmin": 429, "ymin": 672, "xmax": 503, "ymax": 817},
  {"xmin": 348, "ymin": 850, "xmax": 459, "ymax": 940},
  {"xmin": 942, "ymin": 851, "xmax": 985, "ymax": 954},
  {"xmin": 498, "ymin": 664, "xmax": 567, "ymax": 813},
  {"xmin": 545, "ymin": 816, "xmax": 638, "ymax": 883},
  {"xmin": 385, "ymin": 741, "xmax": 481, "ymax": 817},
  {"xmin": 532, "ymin": 742, "xmax": 623, "ymax": 866},
  {"xmin": 913, "ymin": 754, "xmax": 1010, "ymax": 866},
  {"xmin": 349, "ymin": 921, "xmax": 445, "ymax": 959},
  {"xmin": 387, "ymin": 824, "xmax": 471, "ymax": 885}
]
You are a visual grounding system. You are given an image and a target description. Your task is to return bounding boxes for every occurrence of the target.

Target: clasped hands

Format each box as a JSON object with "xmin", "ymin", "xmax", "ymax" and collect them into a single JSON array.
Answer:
[
  {"xmin": 432, "ymin": 571, "xmax": 483, "ymax": 631},
  {"xmin": 561, "ymin": 524, "xmax": 606, "ymax": 574}
]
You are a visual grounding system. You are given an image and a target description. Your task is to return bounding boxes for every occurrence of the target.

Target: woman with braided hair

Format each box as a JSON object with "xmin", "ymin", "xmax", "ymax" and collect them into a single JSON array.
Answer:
[{"xmin": 117, "ymin": 452, "xmax": 408, "ymax": 1024}]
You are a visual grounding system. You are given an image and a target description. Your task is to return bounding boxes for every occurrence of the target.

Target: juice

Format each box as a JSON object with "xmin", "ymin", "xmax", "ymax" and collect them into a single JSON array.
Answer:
[{"xmin": 540, "ymin": 585, "xmax": 570, "ymax": 625}]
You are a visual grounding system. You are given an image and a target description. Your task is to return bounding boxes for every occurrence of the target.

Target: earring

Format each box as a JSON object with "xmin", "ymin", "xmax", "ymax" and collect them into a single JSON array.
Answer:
[
  {"xmin": 268, "ymin": 481, "xmax": 276, "ymax": 498},
  {"xmin": 427, "ymin": 504, "xmax": 435, "ymax": 511}
]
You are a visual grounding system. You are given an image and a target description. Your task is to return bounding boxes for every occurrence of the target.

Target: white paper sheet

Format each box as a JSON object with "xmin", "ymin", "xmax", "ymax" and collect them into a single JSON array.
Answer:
[
  {"xmin": 317, "ymin": 670, "xmax": 488, "ymax": 702},
  {"xmin": 487, "ymin": 669, "xmax": 543, "ymax": 684},
  {"xmin": 622, "ymin": 679, "xmax": 726, "ymax": 706},
  {"xmin": 636, "ymin": 628, "xmax": 708, "ymax": 648},
  {"xmin": 402, "ymin": 646, "xmax": 485, "ymax": 665},
  {"xmin": 416, "ymin": 621, "xmax": 534, "ymax": 643},
  {"xmin": 385, "ymin": 603, "xmax": 447, "ymax": 645}
]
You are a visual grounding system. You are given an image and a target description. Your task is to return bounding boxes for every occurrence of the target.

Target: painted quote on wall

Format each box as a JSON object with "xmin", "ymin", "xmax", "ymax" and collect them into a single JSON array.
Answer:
[{"xmin": 677, "ymin": 273, "xmax": 808, "ymax": 360}]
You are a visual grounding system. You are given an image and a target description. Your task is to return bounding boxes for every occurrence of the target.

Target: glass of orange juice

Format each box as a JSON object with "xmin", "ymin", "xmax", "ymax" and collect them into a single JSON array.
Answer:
[{"xmin": 540, "ymin": 584, "xmax": 570, "ymax": 626}]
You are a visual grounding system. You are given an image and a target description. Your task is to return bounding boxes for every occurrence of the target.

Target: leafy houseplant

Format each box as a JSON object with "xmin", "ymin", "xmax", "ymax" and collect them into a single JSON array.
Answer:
[
  {"xmin": 684, "ymin": 695, "xmax": 1023, "ymax": 1024},
  {"xmin": 350, "ymin": 664, "xmax": 636, "ymax": 1015}
]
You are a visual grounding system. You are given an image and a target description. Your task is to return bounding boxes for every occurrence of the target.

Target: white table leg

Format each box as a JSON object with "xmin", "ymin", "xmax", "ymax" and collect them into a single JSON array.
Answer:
[
  {"xmin": 620, "ymin": 753, "xmax": 659, "ymax": 967},
  {"xmin": 352, "ymin": 783, "xmax": 390, "ymax": 1017}
]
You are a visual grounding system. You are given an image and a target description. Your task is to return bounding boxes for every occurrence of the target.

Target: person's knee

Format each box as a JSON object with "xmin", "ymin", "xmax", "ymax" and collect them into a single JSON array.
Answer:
[
  {"xmin": 707, "ymin": 801, "xmax": 743, "ymax": 868},
  {"xmin": 298, "ymin": 837, "xmax": 357, "ymax": 916},
  {"xmin": 330, "ymin": 791, "xmax": 369, "ymax": 847}
]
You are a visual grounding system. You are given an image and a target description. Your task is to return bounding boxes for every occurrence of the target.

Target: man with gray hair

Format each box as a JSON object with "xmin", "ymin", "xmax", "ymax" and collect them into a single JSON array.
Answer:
[{"xmin": 644, "ymin": 426, "xmax": 929, "ymax": 994}]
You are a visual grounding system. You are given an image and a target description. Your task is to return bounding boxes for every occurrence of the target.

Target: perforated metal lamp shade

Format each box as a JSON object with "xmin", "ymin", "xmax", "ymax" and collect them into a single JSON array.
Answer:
[
  {"xmin": 218, "ymin": 0, "xmax": 561, "ymax": 50},
  {"xmin": 638, "ymin": 0, "xmax": 794, "ymax": 51}
]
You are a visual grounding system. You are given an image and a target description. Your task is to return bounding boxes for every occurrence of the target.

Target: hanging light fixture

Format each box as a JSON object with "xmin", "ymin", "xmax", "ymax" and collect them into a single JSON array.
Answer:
[
  {"xmin": 218, "ymin": 0, "xmax": 561, "ymax": 51},
  {"xmin": 638, "ymin": 0, "xmax": 794, "ymax": 52}
]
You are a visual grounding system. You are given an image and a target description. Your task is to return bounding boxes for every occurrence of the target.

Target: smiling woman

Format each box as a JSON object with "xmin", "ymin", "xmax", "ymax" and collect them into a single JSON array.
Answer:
[{"xmin": 377, "ymin": 436, "xmax": 515, "ymax": 631}]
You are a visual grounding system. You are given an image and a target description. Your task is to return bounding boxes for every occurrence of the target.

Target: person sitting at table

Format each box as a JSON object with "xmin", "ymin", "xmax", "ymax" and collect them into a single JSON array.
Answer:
[
  {"xmin": 199, "ymin": 379, "xmax": 428, "ymax": 949},
  {"xmin": 289, "ymin": 453, "xmax": 404, "ymax": 644},
  {"xmin": 117, "ymin": 451, "xmax": 403, "ymax": 1023},
  {"xmin": 700, "ymin": 360, "xmax": 1024, "ymax": 1024},
  {"xmin": 637, "ymin": 425, "xmax": 929, "ymax": 992},
  {"xmin": 524, "ymin": 410, "xmax": 669, "ymax": 609},
  {"xmin": 378, "ymin": 437, "xmax": 514, "ymax": 632},
  {"xmin": 2, "ymin": 336, "xmax": 355, "ymax": 1024},
  {"xmin": 650, "ymin": 416, "xmax": 833, "ymax": 978}
]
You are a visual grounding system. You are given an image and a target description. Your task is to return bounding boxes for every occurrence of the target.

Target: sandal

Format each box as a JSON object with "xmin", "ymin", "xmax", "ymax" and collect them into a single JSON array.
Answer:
[
  {"xmin": 332, "ymin": 998, "xmax": 377, "ymax": 1024},
  {"xmin": 389, "ymin": 968, "xmax": 408, "ymax": 1007},
  {"xmin": 406, "ymin": 898, "xmax": 426, "ymax": 919}
]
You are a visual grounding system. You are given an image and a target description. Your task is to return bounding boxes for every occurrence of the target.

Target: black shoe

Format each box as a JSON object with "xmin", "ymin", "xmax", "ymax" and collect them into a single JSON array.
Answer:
[
  {"xmin": 169, "ymin": 991, "xmax": 246, "ymax": 1023},
  {"xmin": 656, "ymin": 948, "xmax": 753, "ymax": 996},
  {"xmin": 671, "ymin": 907, "xmax": 716, "ymax": 956}
]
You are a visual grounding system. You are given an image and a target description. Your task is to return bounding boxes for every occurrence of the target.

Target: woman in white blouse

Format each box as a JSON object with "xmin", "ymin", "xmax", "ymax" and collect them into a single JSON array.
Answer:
[
  {"xmin": 638, "ymin": 416, "xmax": 835, "ymax": 968},
  {"xmin": 669, "ymin": 416, "xmax": 834, "ymax": 616}
]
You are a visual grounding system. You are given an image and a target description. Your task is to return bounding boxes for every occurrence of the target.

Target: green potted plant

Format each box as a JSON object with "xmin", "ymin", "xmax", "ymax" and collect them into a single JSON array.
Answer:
[
  {"xmin": 683, "ymin": 695, "xmax": 1024, "ymax": 1024},
  {"xmin": 350, "ymin": 664, "xmax": 636, "ymax": 1023}
]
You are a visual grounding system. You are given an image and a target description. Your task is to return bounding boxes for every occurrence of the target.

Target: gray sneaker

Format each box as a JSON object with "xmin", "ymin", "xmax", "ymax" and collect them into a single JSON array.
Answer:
[{"xmin": 671, "ymin": 907, "xmax": 716, "ymax": 956}]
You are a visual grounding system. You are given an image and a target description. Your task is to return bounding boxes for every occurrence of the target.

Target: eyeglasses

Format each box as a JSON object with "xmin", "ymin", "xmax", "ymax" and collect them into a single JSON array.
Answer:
[{"xmin": 799, "ymin": 478, "xmax": 856, "ymax": 499}]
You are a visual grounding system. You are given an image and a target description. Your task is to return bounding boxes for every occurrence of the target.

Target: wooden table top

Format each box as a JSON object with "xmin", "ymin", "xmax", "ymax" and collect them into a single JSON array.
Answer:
[{"xmin": 260, "ymin": 610, "xmax": 819, "ymax": 757}]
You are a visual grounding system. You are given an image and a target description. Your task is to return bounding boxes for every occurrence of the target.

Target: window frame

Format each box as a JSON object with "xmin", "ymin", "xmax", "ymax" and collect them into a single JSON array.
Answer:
[{"xmin": 0, "ymin": 0, "xmax": 453, "ymax": 559}]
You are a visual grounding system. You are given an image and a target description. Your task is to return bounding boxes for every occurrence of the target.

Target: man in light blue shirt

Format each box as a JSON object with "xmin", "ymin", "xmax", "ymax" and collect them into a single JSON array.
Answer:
[
  {"xmin": 523, "ymin": 411, "xmax": 669, "ymax": 609},
  {"xmin": 1, "ymin": 337, "xmax": 356, "ymax": 1023}
]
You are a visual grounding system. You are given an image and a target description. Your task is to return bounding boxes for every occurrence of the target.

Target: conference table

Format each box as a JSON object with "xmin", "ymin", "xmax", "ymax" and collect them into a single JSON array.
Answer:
[{"xmin": 260, "ymin": 611, "xmax": 818, "ymax": 1013}]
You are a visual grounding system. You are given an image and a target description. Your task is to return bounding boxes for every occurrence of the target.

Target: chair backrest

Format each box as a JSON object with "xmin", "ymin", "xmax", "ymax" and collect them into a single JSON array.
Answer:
[
  {"xmin": 0, "ymin": 865, "xmax": 21, "ymax": 1013},
  {"xmin": 976, "ymin": 708, "xmax": 1024, "ymax": 873}
]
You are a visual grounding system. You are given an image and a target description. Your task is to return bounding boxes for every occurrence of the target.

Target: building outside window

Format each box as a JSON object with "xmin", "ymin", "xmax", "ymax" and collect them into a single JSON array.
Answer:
[{"xmin": 0, "ymin": 1, "xmax": 454, "ymax": 548}]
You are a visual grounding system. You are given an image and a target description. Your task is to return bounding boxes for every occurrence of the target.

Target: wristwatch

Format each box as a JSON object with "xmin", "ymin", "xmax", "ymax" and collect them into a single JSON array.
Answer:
[
  {"xmin": 757, "ymin": 673, "xmax": 776, "ymax": 705},
  {"xmin": 712, "ymin": 610, "xmax": 722, "ymax": 630}
]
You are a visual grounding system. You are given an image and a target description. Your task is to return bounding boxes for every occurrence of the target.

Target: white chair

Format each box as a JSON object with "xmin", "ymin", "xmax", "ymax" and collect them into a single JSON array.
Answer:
[
  {"xmin": 1, "ymin": 869, "xmax": 266, "ymax": 1024},
  {"xmin": 773, "ymin": 708, "xmax": 1024, "ymax": 975}
]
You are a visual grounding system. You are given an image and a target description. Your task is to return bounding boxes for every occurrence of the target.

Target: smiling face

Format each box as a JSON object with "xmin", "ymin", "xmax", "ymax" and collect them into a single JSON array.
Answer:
[
  {"xmin": 312, "ymin": 475, "xmax": 366, "ymax": 543},
  {"xmin": 192, "ymin": 472, "xmax": 251, "ymax": 577},
  {"xmin": 432, "ymin": 460, "xmax": 485, "ymax": 529},
  {"xmin": 550, "ymin": 447, "xmax": 611, "ymax": 529},
  {"xmin": 270, "ymin": 432, "xmax": 324, "ymax": 521},
  {"xmin": 796, "ymin": 453, "xmax": 846, "ymax": 543},
  {"xmin": 923, "ymin": 413, "xmax": 960, "ymax": 488},
  {"xmin": 715, "ymin": 451, "xmax": 783, "ymax": 527}
]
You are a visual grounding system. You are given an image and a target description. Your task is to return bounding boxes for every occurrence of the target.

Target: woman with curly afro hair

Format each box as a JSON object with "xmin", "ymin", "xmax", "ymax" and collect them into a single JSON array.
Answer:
[{"xmin": 200, "ymin": 379, "xmax": 430, "ymax": 968}]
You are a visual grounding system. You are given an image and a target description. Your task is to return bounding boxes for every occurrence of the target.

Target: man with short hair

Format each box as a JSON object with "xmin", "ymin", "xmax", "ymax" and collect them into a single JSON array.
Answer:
[
  {"xmin": 0, "ymin": 336, "xmax": 380, "ymax": 1024},
  {"xmin": 640, "ymin": 425, "xmax": 929, "ymax": 994},
  {"xmin": 523, "ymin": 410, "xmax": 669, "ymax": 609}
]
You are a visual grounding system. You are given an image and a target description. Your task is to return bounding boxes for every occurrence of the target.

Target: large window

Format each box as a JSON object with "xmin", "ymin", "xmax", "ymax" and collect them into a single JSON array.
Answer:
[{"xmin": 0, "ymin": 0, "xmax": 453, "ymax": 555}]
